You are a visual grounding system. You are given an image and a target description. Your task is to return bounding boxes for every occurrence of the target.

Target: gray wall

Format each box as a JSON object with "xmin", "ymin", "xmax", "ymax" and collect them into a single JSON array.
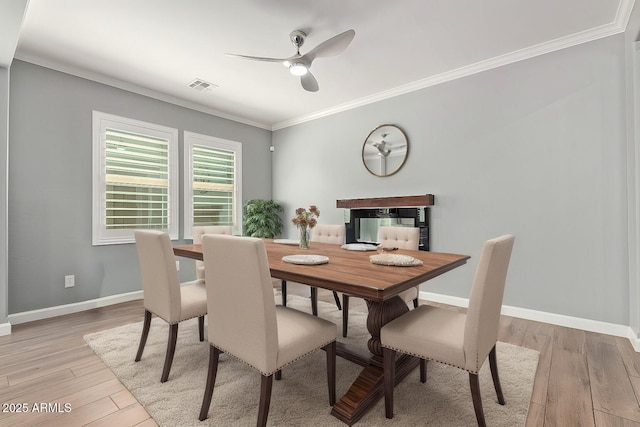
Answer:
[
  {"xmin": 273, "ymin": 35, "xmax": 630, "ymax": 326},
  {"xmin": 8, "ymin": 60, "xmax": 272, "ymax": 314},
  {"xmin": 1, "ymin": 66, "xmax": 8, "ymax": 325}
]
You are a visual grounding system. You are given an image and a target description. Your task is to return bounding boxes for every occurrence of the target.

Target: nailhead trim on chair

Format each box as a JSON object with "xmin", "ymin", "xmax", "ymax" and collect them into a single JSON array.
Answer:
[
  {"xmin": 146, "ymin": 311, "xmax": 207, "ymax": 326},
  {"xmin": 381, "ymin": 344, "xmax": 481, "ymax": 375},
  {"xmin": 213, "ymin": 338, "xmax": 337, "ymax": 377}
]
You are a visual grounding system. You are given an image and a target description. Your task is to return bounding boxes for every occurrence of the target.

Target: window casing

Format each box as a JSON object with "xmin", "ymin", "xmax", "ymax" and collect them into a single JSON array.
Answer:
[
  {"xmin": 92, "ymin": 111, "xmax": 178, "ymax": 245},
  {"xmin": 183, "ymin": 131, "xmax": 242, "ymax": 239}
]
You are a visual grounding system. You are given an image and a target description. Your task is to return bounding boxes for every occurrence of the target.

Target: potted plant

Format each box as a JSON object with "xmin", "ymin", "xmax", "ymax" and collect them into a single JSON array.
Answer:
[{"xmin": 243, "ymin": 199, "xmax": 284, "ymax": 238}]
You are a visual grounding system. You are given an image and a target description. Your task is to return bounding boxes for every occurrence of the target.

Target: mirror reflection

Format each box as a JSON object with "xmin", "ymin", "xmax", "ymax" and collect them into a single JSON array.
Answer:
[{"xmin": 362, "ymin": 124, "xmax": 408, "ymax": 177}]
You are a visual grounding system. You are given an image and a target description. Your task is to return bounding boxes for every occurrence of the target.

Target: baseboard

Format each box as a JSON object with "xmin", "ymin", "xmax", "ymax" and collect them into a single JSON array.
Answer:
[
  {"xmin": 421, "ymin": 291, "xmax": 640, "ymax": 351},
  {"xmin": 0, "ymin": 322, "xmax": 11, "ymax": 337},
  {"xmin": 8, "ymin": 291, "xmax": 143, "ymax": 326}
]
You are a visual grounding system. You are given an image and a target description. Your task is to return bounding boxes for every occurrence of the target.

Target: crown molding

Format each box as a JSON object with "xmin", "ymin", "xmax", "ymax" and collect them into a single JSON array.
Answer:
[
  {"xmin": 12, "ymin": 53, "xmax": 272, "ymax": 130},
  {"xmin": 272, "ymin": 0, "xmax": 635, "ymax": 131},
  {"xmin": 12, "ymin": 0, "xmax": 636, "ymax": 132}
]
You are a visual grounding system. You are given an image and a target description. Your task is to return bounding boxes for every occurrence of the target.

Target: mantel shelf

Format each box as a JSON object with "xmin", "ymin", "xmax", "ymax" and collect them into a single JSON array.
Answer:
[{"xmin": 336, "ymin": 194, "xmax": 434, "ymax": 209}]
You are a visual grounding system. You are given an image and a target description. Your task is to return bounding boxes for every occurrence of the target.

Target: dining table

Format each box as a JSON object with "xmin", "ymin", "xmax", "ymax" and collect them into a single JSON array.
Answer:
[{"xmin": 173, "ymin": 239, "xmax": 470, "ymax": 425}]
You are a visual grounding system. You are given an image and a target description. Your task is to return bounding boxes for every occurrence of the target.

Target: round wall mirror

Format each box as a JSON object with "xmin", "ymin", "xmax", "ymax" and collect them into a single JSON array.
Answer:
[{"xmin": 362, "ymin": 124, "xmax": 409, "ymax": 177}]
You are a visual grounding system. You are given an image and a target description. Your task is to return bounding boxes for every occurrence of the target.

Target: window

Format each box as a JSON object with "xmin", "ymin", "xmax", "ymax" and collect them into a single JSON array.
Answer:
[
  {"xmin": 92, "ymin": 111, "xmax": 178, "ymax": 245},
  {"xmin": 183, "ymin": 131, "xmax": 242, "ymax": 239}
]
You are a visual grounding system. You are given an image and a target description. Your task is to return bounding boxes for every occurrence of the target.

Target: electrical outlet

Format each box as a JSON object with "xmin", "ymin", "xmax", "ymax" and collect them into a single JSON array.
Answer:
[
  {"xmin": 176, "ymin": 261, "xmax": 180, "ymax": 271},
  {"xmin": 64, "ymin": 275, "xmax": 75, "ymax": 288}
]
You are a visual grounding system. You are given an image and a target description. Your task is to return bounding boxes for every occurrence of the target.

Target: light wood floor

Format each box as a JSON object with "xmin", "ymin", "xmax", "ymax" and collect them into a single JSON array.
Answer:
[{"xmin": 1, "ymin": 284, "xmax": 640, "ymax": 426}]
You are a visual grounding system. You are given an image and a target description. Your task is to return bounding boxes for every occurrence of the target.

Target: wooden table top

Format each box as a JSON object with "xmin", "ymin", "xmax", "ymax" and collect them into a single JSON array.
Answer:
[{"xmin": 174, "ymin": 239, "xmax": 470, "ymax": 302}]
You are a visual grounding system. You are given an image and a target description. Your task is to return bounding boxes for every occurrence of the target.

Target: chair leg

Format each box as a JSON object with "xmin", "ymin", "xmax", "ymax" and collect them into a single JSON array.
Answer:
[
  {"xmin": 342, "ymin": 295, "xmax": 350, "ymax": 337},
  {"xmin": 257, "ymin": 374, "xmax": 274, "ymax": 427},
  {"xmin": 281, "ymin": 280, "xmax": 287, "ymax": 306},
  {"xmin": 199, "ymin": 345, "xmax": 221, "ymax": 421},
  {"xmin": 383, "ymin": 347, "xmax": 396, "ymax": 419},
  {"xmin": 311, "ymin": 287, "xmax": 318, "ymax": 316},
  {"xmin": 419, "ymin": 358, "xmax": 427, "ymax": 383},
  {"xmin": 469, "ymin": 372, "xmax": 486, "ymax": 427},
  {"xmin": 324, "ymin": 341, "xmax": 337, "ymax": 405},
  {"xmin": 198, "ymin": 315, "xmax": 205, "ymax": 342},
  {"xmin": 413, "ymin": 297, "xmax": 419, "ymax": 309},
  {"xmin": 160, "ymin": 323, "xmax": 178, "ymax": 383},
  {"xmin": 489, "ymin": 345, "xmax": 505, "ymax": 405},
  {"xmin": 275, "ymin": 370, "xmax": 282, "ymax": 380},
  {"xmin": 332, "ymin": 291, "xmax": 342, "ymax": 310},
  {"xmin": 135, "ymin": 310, "xmax": 152, "ymax": 362}
]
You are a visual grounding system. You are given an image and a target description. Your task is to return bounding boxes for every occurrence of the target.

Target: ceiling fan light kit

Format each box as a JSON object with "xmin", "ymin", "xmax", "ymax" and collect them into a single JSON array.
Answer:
[
  {"xmin": 289, "ymin": 62, "xmax": 308, "ymax": 76},
  {"xmin": 226, "ymin": 28, "xmax": 355, "ymax": 92}
]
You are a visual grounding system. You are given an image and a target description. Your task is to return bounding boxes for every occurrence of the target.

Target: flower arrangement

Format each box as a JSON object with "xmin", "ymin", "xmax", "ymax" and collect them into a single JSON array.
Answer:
[{"xmin": 291, "ymin": 205, "xmax": 320, "ymax": 249}]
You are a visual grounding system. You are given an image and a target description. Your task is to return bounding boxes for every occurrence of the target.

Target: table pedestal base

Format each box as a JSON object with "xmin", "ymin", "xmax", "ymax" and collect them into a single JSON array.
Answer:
[
  {"xmin": 331, "ymin": 296, "xmax": 416, "ymax": 425},
  {"xmin": 330, "ymin": 353, "xmax": 418, "ymax": 425}
]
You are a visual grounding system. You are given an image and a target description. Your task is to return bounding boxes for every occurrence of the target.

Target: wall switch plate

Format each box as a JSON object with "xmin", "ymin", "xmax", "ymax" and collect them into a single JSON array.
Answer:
[
  {"xmin": 65, "ymin": 275, "xmax": 75, "ymax": 288},
  {"xmin": 176, "ymin": 261, "xmax": 180, "ymax": 271}
]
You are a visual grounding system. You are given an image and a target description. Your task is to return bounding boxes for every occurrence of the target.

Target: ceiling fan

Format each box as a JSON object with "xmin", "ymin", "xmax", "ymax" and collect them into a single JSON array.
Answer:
[{"xmin": 225, "ymin": 29, "xmax": 355, "ymax": 92}]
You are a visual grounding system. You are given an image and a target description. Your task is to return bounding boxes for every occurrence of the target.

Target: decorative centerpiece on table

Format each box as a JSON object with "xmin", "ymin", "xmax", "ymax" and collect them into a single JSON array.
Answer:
[{"xmin": 291, "ymin": 205, "xmax": 320, "ymax": 249}]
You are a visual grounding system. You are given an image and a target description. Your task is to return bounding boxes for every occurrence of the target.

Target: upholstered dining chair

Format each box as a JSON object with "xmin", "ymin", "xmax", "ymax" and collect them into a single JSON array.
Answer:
[
  {"xmin": 192, "ymin": 225, "xmax": 232, "ymax": 280},
  {"xmin": 133, "ymin": 230, "xmax": 208, "ymax": 383},
  {"xmin": 199, "ymin": 234, "xmax": 337, "ymax": 426},
  {"xmin": 310, "ymin": 224, "xmax": 344, "ymax": 312},
  {"xmin": 381, "ymin": 234, "xmax": 515, "ymax": 426},
  {"xmin": 342, "ymin": 226, "xmax": 421, "ymax": 337},
  {"xmin": 277, "ymin": 224, "xmax": 344, "ymax": 312}
]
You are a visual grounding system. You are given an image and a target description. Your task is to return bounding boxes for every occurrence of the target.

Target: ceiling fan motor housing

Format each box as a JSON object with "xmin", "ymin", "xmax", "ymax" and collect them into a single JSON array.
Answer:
[{"xmin": 290, "ymin": 30, "xmax": 306, "ymax": 49}]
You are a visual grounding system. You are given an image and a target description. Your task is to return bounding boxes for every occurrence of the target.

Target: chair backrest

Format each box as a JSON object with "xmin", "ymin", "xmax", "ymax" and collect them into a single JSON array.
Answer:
[
  {"xmin": 192, "ymin": 225, "xmax": 233, "ymax": 244},
  {"xmin": 134, "ymin": 230, "xmax": 182, "ymax": 323},
  {"xmin": 463, "ymin": 234, "xmax": 515, "ymax": 372},
  {"xmin": 311, "ymin": 224, "xmax": 345, "ymax": 245},
  {"xmin": 202, "ymin": 234, "xmax": 278, "ymax": 375},
  {"xmin": 193, "ymin": 226, "xmax": 232, "ymax": 279},
  {"xmin": 377, "ymin": 226, "xmax": 420, "ymax": 250}
]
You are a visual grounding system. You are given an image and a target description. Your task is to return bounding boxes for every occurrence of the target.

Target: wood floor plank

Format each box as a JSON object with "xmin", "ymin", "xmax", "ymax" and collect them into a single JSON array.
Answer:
[
  {"xmin": 0, "ymin": 377, "xmax": 125, "ymax": 426},
  {"xmin": 110, "ymin": 389, "xmax": 139, "ymax": 409},
  {"xmin": 545, "ymin": 348, "xmax": 594, "ymax": 427},
  {"xmin": 522, "ymin": 329, "xmax": 552, "ymax": 406},
  {"xmin": 526, "ymin": 401, "xmax": 545, "ymax": 427},
  {"xmin": 618, "ymin": 337, "xmax": 640, "ymax": 378},
  {"xmin": 630, "ymin": 375, "xmax": 640, "ymax": 406},
  {"xmin": 134, "ymin": 417, "xmax": 160, "ymax": 427},
  {"xmin": 85, "ymin": 403, "xmax": 151, "ymax": 427},
  {"xmin": 595, "ymin": 409, "xmax": 640, "ymax": 426},
  {"xmin": 70, "ymin": 358, "xmax": 108, "ymax": 378},
  {"xmin": 586, "ymin": 332, "xmax": 640, "ymax": 422},
  {"xmin": 0, "ymin": 369, "xmax": 77, "ymax": 404},
  {"xmin": 498, "ymin": 315, "xmax": 528, "ymax": 346},
  {"xmin": 5, "ymin": 347, "xmax": 97, "ymax": 385},
  {"xmin": 33, "ymin": 396, "xmax": 118, "ymax": 427}
]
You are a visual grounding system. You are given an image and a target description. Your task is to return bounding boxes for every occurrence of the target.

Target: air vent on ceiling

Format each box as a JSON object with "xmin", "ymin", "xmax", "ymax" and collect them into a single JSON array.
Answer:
[{"xmin": 188, "ymin": 78, "xmax": 218, "ymax": 92}]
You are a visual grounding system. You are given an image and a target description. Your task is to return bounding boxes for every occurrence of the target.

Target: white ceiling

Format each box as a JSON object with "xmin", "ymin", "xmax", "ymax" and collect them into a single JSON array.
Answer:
[{"xmin": 6, "ymin": 0, "xmax": 635, "ymax": 130}]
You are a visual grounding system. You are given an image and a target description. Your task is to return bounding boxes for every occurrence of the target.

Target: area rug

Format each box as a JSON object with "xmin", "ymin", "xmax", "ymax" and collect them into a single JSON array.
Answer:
[{"xmin": 84, "ymin": 295, "xmax": 539, "ymax": 426}]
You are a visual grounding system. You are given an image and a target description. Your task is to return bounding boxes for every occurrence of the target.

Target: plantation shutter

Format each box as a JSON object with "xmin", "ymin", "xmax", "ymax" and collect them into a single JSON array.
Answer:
[
  {"xmin": 105, "ymin": 128, "xmax": 170, "ymax": 230},
  {"xmin": 192, "ymin": 144, "xmax": 235, "ymax": 226}
]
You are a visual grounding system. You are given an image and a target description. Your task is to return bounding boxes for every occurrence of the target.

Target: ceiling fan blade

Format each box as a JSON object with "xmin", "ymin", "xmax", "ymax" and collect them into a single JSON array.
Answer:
[
  {"xmin": 301, "ymin": 72, "xmax": 319, "ymax": 92},
  {"xmin": 304, "ymin": 29, "xmax": 355, "ymax": 63},
  {"xmin": 224, "ymin": 53, "xmax": 287, "ymax": 63}
]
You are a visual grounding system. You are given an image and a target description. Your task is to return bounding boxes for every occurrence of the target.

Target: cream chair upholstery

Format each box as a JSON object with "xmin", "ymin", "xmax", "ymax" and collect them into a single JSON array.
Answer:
[
  {"xmin": 342, "ymin": 226, "xmax": 420, "ymax": 337},
  {"xmin": 378, "ymin": 225, "xmax": 421, "ymax": 305},
  {"xmin": 192, "ymin": 225, "xmax": 232, "ymax": 280},
  {"xmin": 199, "ymin": 235, "xmax": 337, "ymax": 426},
  {"xmin": 134, "ymin": 230, "xmax": 207, "ymax": 383},
  {"xmin": 381, "ymin": 234, "xmax": 515, "ymax": 426},
  {"xmin": 309, "ymin": 224, "xmax": 344, "ymax": 312}
]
